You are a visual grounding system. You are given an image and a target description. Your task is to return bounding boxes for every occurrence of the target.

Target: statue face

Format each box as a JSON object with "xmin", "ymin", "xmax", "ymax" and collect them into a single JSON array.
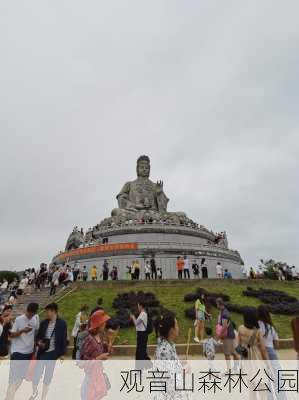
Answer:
[{"xmin": 137, "ymin": 160, "xmax": 150, "ymax": 178}]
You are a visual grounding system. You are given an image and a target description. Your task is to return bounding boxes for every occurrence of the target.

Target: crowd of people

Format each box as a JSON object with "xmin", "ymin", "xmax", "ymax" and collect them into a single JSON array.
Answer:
[
  {"xmin": 249, "ymin": 264, "xmax": 299, "ymax": 280},
  {"xmin": 1, "ymin": 286, "xmax": 299, "ymax": 399},
  {"xmin": 0, "ymin": 259, "xmax": 237, "ymax": 312}
]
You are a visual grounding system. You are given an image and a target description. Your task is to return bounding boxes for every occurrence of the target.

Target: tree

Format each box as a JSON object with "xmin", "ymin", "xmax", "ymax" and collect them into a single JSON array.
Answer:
[{"xmin": 0, "ymin": 270, "xmax": 19, "ymax": 284}]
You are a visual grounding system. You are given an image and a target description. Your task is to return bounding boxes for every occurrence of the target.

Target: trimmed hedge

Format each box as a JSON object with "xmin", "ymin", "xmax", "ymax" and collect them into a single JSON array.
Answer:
[
  {"xmin": 243, "ymin": 287, "xmax": 299, "ymax": 315},
  {"xmin": 111, "ymin": 291, "xmax": 162, "ymax": 329}
]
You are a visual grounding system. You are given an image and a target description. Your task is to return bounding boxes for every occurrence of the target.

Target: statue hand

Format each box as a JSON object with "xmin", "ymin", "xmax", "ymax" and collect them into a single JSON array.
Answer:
[{"xmin": 156, "ymin": 180, "xmax": 163, "ymax": 194}]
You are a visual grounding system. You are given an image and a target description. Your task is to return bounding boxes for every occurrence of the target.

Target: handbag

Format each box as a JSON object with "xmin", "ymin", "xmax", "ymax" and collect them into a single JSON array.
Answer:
[
  {"xmin": 38, "ymin": 324, "xmax": 56, "ymax": 354},
  {"xmin": 216, "ymin": 312, "xmax": 228, "ymax": 339},
  {"xmin": 235, "ymin": 344, "xmax": 248, "ymax": 359},
  {"xmin": 236, "ymin": 328, "xmax": 257, "ymax": 359}
]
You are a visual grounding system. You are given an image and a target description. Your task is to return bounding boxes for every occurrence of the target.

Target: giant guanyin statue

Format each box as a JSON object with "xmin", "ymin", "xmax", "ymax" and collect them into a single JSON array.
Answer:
[{"xmin": 112, "ymin": 155, "xmax": 170, "ymax": 218}]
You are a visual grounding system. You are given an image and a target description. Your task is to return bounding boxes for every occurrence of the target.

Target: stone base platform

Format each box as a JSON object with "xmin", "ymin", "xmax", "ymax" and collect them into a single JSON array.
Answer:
[{"xmin": 53, "ymin": 224, "xmax": 244, "ymax": 279}]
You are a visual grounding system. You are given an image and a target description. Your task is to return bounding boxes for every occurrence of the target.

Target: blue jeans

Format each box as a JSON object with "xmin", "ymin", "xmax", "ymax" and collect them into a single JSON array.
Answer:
[
  {"xmin": 266, "ymin": 346, "xmax": 278, "ymax": 360},
  {"xmin": 266, "ymin": 347, "xmax": 287, "ymax": 400}
]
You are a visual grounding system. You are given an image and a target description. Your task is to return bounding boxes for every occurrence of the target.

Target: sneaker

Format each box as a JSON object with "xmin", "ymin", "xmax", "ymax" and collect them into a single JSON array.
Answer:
[{"xmin": 194, "ymin": 337, "xmax": 200, "ymax": 343}]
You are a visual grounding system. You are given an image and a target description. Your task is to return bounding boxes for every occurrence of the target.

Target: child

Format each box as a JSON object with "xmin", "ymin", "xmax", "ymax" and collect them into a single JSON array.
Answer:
[{"xmin": 202, "ymin": 327, "xmax": 218, "ymax": 366}]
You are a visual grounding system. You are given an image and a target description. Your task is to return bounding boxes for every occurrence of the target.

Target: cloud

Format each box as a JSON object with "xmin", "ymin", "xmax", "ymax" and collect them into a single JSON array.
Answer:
[{"xmin": 0, "ymin": 0, "xmax": 298, "ymax": 269}]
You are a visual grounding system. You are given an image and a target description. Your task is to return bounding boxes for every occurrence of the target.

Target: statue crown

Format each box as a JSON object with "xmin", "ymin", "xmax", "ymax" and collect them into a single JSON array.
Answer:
[{"xmin": 137, "ymin": 155, "xmax": 150, "ymax": 165}]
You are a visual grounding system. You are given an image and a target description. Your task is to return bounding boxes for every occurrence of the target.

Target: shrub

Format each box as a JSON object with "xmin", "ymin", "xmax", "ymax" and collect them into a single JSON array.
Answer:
[
  {"xmin": 111, "ymin": 291, "xmax": 161, "ymax": 329},
  {"xmin": 0, "ymin": 271, "xmax": 19, "ymax": 284}
]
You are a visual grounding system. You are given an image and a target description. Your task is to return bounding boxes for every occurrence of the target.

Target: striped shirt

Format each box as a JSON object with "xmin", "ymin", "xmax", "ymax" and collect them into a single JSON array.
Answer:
[{"xmin": 45, "ymin": 319, "xmax": 56, "ymax": 352}]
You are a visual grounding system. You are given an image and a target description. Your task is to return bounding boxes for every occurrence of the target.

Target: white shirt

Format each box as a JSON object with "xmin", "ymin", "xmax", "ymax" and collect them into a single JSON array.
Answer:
[
  {"xmin": 68, "ymin": 271, "xmax": 74, "ymax": 282},
  {"xmin": 216, "ymin": 264, "xmax": 223, "ymax": 275},
  {"xmin": 292, "ymin": 267, "xmax": 298, "ymax": 278},
  {"xmin": 72, "ymin": 311, "xmax": 83, "ymax": 337},
  {"xmin": 184, "ymin": 259, "xmax": 189, "ymax": 270},
  {"xmin": 135, "ymin": 311, "xmax": 148, "ymax": 332},
  {"xmin": 0, "ymin": 323, "xmax": 3, "ymax": 338},
  {"xmin": 1, "ymin": 281, "xmax": 8, "ymax": 290},
  {"xmin": 19, "ymin": 278, "xmax": 28, "ymax": 290},
  {"xmin": 11, "ymin": 314, "xmax": 39, "ymax": 355},
  {"xmin": 258, "ymin": 321, "xmax": 278, "ymax": 348}
]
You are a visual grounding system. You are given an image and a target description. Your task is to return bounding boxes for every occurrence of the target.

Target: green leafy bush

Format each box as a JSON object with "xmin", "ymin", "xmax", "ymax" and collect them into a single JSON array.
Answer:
[{"xmin": 0, "ymin": 271, "xmax": 19, "ymax": 284}]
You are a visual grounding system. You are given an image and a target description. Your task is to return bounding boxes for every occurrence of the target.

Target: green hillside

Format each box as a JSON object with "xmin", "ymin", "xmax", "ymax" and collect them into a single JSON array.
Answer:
[{"xmin": 56, "ymin": 280, "xmax": 299, "ymax": 345}]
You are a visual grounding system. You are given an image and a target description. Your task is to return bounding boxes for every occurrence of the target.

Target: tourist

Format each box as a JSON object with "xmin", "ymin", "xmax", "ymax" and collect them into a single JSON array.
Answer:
[
  {"xmin": 31, "ymin": 303, "xmax": 68, "ymax": 400},
  {"xmin": 249, "ymin": 267, "xmax": 255, "ymax": 279},
  {"xmin": 291, "ymin": 314, "xmax": 299, "ymax": 360},
  {"xmin": 71, "ymin": 304, "xmax": 89, "ymax": 359},
  {"xmin": 110, "ymin": 266, "xmax": 118, "ymax": 280},
  {"xmin": 237, "ymin": 307, "xmax": 268, "ymax": 360},
  {"xmin": 75, "ymin": 321, "xmax": 88, "ymax": 359},
  {"xmin": 157, "ymin": 267, "xmax": 163, "ymax": 280},
  {"xmin": 125, "ymin": 265, "xmax": 131, "ymax": 280},
  {"xmin": 82, "ymin": 266, "xmax": 88, "ymax": 282},
  {"xmin": 79, "ymin": 310, "xmax": 111, "ymax": 399},
  {"xmin": 0, "ymin": 306, "xmax": 13, "ymax": 358},
  {"xmin": 134, "ymin": 260, "xmax": 140, "ymax": 280},
  {"xmin": 130, "ymin": 301, "xmax": 150, "ymax": 361},
  {"xmin": 90, "ymin": 298, "xmax": 104, "ymax": 316},
  {"xmin": 144, "ymin": 261, "xmax": 151, "ymax": 280},
  {"xmin": 150, "ymin": 256, "xmax": 157, "ymax": 280},
  {"xmin": 49, "ymin": 267, "xmax": 59, "ymax": 296},
  {"xmin": 5, "ymin": 303, "xmax": 39, "ymax": 400},
  {"xmin": 291, "ymin": 265, "xmax": 298, "ymax": 280},
  {"xmin": 194, "ymin": 294, "xmax": 209, "ymax": 343},
  {"xmin": 102, "ymin": 260, "xmax": 109, "ymax": 281},
  {"xmin": 73, "ymin": 263, "xmax": 80, "ymax": 282},
  {"xmin": 215, "ymin": 298, "xmax": 238, "ymax": 364},
  {"xmin": 183, "ymin": 256, "xmax": 190, "ymax": 279},
  {"xmin": 202, "ymin": 327, "xmax": 219, "ymax": 366},
  {"xmin": 223, "ymin": 269, "xmax": 232, "ymax": 279},
  {"xmin": 80, "ymin": 310, "xmax": 111, "ymax": 360},
  {"xmin": 154, "ymin": 312, "xmax": 189, "ymax": 400},
  {"xmin": 129, "ymin": 262, "xmax": 135, "ymax": 280},
  {"xmin": 176, "ymin": 256, "xmax": 184, "ymax": 280},
  {"xmin": 216, "ymin": 262, "xmax": 223, "ymax": 279},
  {"xmin": 1, "ymin": 279, "xmax": 8, "ymax": 292},
  {"xmin": 91, "ymin": 265, "xmax": 98, "ymax": 281},
  {"xmin": 257, "ymin": 305, "xmax": 279, "ymax": 360},
  {"xmin": 9, "ymin": 302, "xmax": 39, "ymax": 358},
  {"xmin": 61, "ymin": 267, "xmax": 74, "ymax": 289},
  {"xmin": 201, "ymin": 258, "xmax": 208, "ymax": 278},
  {"xmin": 192, "ymin": 260, "xmax": 200, "ymax": 278},
  {"xmin": 18, "ymin": 275, "xmax": 28, "ymax": 295}
]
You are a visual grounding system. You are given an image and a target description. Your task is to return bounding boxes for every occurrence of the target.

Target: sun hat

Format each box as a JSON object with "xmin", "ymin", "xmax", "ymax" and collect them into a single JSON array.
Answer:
[{"xmin": 89, "ymin": 310, "xmax": 110, "ymax": 331}]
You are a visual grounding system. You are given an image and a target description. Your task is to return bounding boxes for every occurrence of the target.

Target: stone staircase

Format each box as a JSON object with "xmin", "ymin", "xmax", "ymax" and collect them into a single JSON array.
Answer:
[{"xmin": 12, "ymin": 285, "xmax": 76, "ymax": 317}]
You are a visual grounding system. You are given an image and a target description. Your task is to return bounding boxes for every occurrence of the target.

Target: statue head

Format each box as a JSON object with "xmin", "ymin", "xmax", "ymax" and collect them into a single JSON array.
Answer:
[{"xmin": 136, "ymin": 155, "xmax": 150, "ymax": 178}]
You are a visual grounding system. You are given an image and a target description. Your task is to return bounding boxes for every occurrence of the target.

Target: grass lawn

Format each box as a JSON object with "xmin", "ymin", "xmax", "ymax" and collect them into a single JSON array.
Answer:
[{"xmin": 57, "ymin": 280, "xmax": 299, "ymax": 345}]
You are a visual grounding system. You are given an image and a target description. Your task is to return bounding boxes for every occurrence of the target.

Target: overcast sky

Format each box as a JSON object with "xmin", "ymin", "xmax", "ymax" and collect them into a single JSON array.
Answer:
[{"xmin": 0, "ymin": 1, "xmax": 298, "ymax": 270}]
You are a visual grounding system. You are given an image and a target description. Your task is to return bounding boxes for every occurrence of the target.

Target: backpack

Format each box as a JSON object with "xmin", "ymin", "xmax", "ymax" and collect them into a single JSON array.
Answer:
[
  {"xmin": 146, "ymin": 315, "xmax": 153, "ymax": 335},
  {"xmin": 142, "ymin": 311, "xmax": 153, "ymax": 335}
]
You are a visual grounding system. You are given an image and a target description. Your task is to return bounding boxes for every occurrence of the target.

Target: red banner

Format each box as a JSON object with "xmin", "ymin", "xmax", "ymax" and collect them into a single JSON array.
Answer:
[{"xmin": 58, "ymin": 242, "xmax": 138, "ymax": 261}]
